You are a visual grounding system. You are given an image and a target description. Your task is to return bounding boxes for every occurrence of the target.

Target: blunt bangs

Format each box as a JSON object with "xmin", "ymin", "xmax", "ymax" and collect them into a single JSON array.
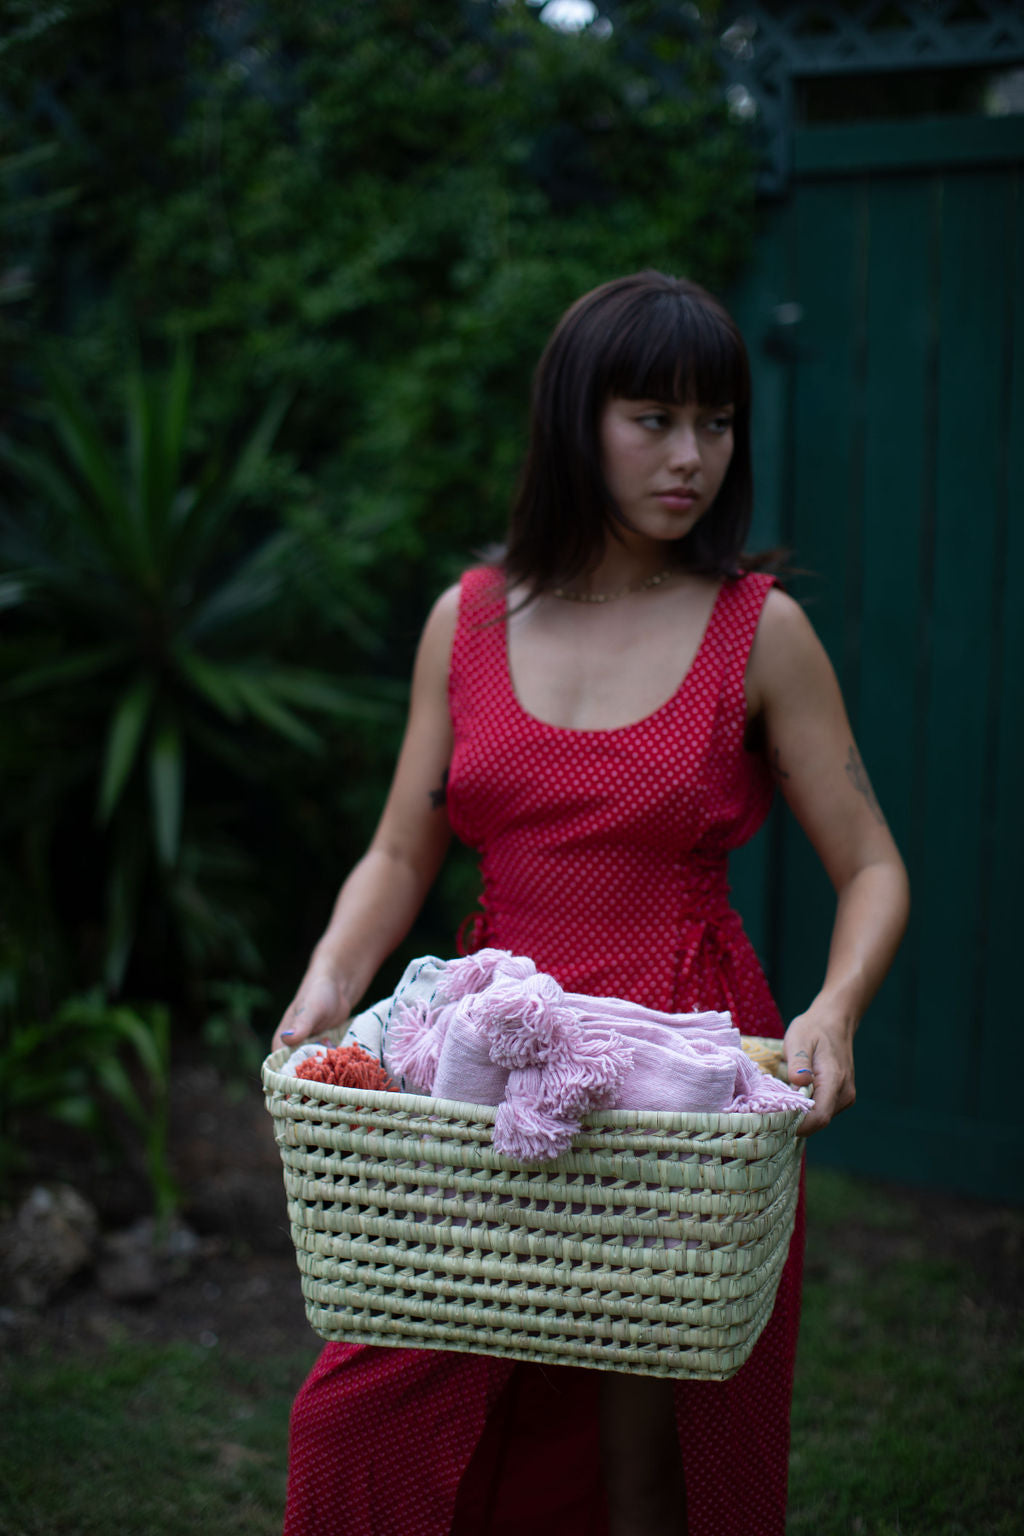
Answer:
[{"xmin": 600, "ymin": 290, "xmax": 749, "ymax": 412}]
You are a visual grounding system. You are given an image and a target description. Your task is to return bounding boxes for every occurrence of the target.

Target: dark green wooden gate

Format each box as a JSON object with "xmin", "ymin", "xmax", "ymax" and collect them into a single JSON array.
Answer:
[{"xmin": 725, "ymin": 110, "xmax": 1024, "ymax": 1202}]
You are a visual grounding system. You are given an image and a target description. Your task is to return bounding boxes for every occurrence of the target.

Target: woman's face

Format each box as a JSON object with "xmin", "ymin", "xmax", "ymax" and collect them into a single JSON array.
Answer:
[{"xmin": 599, "ymin": 396, "xmax": 735, "ymax": 547}]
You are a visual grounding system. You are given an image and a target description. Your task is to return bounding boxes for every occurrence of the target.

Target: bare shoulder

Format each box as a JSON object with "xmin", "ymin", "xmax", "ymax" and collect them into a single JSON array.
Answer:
[
  {"xmin": 415, "ymin": 581, "xmax": 461, "ymax": 669},
  {"xmin": 425, "ymin": 580, "xmax": 462, "ymax": 634},
  {"xmin": 747, "ymin": 587, "xmax": 836, "ymax": 712},
  {"xmin": 755, "ymin": 585, "xmax": 817, "ymax": 647}
]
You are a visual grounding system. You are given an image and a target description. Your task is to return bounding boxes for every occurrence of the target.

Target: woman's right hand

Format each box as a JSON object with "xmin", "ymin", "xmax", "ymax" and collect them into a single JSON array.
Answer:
[{"xmin": 272, "ymin": 965, "xmax": 352, "ymax": 1053}]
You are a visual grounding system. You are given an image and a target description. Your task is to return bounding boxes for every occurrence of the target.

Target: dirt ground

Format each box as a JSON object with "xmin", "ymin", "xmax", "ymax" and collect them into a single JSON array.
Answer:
[
  {"xmin": 3, "ymin": 1053, "xmax": 317, "ymax": 1363},
  {"xmin": 6, "ymin": 1048, "xmax": 1023, "ymax": 1366}
]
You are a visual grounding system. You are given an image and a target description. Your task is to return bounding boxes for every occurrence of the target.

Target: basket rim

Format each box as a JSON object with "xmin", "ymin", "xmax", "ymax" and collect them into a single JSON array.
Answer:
[{"xmin": 262, "ymin": 1044, "xmax": 807, "ymax": 1137}]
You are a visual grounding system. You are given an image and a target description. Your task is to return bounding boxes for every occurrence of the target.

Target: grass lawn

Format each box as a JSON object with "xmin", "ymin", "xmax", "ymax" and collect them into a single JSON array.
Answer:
[
  {"xmin": 789, "ymin": 1168, "xmax": 1023, "ymax": 1535},
  {"xmin": 0, "ymin": 1339, "xmax": 309, "ymax": 1536},
  {"xmin": 0, "ymin": 1168, "xmax": 1020, "ymax": 1534}
]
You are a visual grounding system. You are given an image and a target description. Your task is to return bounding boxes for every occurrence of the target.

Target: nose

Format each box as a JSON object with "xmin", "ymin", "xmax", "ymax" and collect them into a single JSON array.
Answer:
[{"xmin": 667, "ymin": 423, "xmax": 701, "ymax": 475}]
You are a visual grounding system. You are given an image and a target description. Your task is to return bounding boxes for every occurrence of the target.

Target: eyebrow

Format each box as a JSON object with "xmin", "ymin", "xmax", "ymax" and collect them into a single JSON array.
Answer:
[{"xmin": 628, "ymin": 399, "xmax": 735, "ymax": 412}]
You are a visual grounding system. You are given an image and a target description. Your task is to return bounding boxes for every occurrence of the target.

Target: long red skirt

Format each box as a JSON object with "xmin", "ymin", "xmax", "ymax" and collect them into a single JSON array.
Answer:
[{"xmin": 283, "ymin": 1181, "xmax": 804, "ymax": 1536}]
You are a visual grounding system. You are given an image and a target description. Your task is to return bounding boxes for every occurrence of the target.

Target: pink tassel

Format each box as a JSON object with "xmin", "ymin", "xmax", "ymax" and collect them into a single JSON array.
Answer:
[
  {"xmin": 559, "ymin": 1025, "xmax": 634, "ymax": 1107},
  {"xmin": 728, "ymin": 1049, "xmax": 810, "ymax": 1115},
  {"xmin": 491, "ymin": 1026, "xmax": 635, "ymax": 1160},
  {"xmin": 386, "ymin": 998, "xmax": 449, "ymax": 1093},
  {"xmin": 436, "ymin": 948, "xmax": 536, "ymax": 1004},
  {"xmin": 471, "ymin": 973, "xmax": 577, "ymax": 1068},
  {"xmin": 494, "ymin": 1070, "xmax": 581, "ymax": 1161}
]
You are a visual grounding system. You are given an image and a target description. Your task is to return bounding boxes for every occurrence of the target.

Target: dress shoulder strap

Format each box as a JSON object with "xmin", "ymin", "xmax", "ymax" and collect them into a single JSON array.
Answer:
[
  {"xmin": 702, "ymin": 571, "xmax": 777, "ymax": 717},
  {"xmin": 448, "ymin": 565, "xmax": 506, "ymax": 727},
  {"xmin": 718, "ymin": 569, "xmax": 776, "ymax": 638}
]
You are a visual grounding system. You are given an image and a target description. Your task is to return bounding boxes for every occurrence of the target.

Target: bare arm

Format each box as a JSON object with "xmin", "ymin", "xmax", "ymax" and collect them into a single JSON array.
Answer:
[
  {"xmin": 272, "ymin": 585, "xmax": 460, "ymax": 1050},
  {"xmin": 746, "ymin": 590, "xmax": 910, "ymax": 1135}
]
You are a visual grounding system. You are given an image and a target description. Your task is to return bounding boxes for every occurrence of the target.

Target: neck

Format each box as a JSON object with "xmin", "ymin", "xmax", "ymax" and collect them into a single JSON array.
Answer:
[{"xmin": 566, "ymin": 543, "xmax": 676, "ymax": 598}]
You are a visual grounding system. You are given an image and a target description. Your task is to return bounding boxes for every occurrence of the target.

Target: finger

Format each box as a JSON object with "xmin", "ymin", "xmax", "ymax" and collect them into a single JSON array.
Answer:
[
  {"xmin": 795, "ymin": 1063, "xmax": 845, "ymax": 1137},
  {"xmin": 785, "ymin": 1045, "xmax": 815, "ymax": 1084},
  {"xmin": 796, "ymin": 1092, "xmax": 832, "ymax": 1137},
  {"xmin": 276, "ymin": 1000, "xmax": 320, "ymax": 1049}
]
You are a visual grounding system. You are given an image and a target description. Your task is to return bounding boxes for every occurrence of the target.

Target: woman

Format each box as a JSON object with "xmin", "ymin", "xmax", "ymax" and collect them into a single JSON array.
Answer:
[{"xmin": 273, "ymin": 271, "xmax": 910, "ymax": 1536}]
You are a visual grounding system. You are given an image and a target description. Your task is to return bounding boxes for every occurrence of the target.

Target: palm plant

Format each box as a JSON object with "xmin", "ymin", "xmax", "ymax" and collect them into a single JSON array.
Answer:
[
  {"xmin": 0, "ymin": 344, "xmax": 388, "ymax": 1001},
  {"xmin": 0, "ymin": 992, "xmax": 176, "ymax": 1217}
]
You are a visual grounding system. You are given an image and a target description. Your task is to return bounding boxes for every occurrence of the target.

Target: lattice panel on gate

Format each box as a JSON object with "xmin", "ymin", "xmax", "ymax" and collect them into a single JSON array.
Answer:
[{"xmin": 717, "ymin": 0, "xmax": 1024, "ymax": 188}]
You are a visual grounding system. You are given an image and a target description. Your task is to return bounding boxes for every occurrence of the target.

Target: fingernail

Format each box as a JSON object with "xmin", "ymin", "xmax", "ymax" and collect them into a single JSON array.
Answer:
[{"xmin": 282, "ymin": 1030, "xmax": 296, "ymax": 1038}]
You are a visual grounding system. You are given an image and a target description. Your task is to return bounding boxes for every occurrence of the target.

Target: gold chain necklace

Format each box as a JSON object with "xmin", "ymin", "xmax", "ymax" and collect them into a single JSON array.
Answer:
[{"xmin": 550, "ymin": 567, "xmax": 675, "ymax": 604}]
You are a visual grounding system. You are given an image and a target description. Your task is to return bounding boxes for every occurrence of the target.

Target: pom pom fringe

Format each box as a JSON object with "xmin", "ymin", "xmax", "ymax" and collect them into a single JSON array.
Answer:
[
  {"xmin": 387, "ymin": 998, "xmax": 446, "ymax": 1093},
  {"xmin": 436, "ymin": 947, "xmax": 537, "ymax": 1004}
]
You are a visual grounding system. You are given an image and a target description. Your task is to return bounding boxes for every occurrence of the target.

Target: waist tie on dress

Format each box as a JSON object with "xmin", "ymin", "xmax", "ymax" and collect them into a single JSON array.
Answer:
[
  {"xmin": 671, "ymin": 856, "xmax": 745, "ymax": 1019},
  {"xmin": 457, "ymin": 904, "xmax": 491, "ymax": 956}
]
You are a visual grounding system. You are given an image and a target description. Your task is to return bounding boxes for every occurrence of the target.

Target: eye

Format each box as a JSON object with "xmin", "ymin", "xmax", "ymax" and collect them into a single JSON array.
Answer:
[
  {"xmin": 703, "ymin": 412, "xmax": 735, "ymax": 436},
  {"xmin": 635, "ymin": 411, "xmax": 669, "ymax": 430}
]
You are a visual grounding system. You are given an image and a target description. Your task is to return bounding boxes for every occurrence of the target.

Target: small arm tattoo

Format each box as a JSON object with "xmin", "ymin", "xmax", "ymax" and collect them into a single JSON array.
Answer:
[
  {"xmin": 844, "ymin": 745, "xmax": 885, "ymax": 825},
  {"xmin": 428, "ymin": 767, "xmax": 449, "ymax": 809}
]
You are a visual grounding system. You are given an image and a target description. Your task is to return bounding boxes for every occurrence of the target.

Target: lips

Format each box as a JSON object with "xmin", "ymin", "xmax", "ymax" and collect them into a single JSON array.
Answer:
[{"xmin": 654, "ymin": 488, "xmax": 699, "ymax": 509}]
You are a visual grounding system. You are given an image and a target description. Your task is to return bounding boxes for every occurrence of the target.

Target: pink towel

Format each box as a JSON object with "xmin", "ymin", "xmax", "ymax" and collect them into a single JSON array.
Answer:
[
  {"xmin": 613, "ymin": 1034, "xmax": 739, "ymax": 1113},
  {"xmin": 383, "ymin": 951, "xmax": 810, "ymax": 1161},
  {"xmin": 567, "ymin": 993, "xmax": 740, "ymax": 1045},
  {"xmin": 431, "ymin": 998, "xmax": 509, "ymax": 1105}
]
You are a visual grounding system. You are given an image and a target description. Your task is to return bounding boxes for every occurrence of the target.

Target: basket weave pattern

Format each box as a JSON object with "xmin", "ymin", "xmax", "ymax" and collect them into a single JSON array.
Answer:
[{"xmin": 263, "ymin": 1042, "xmax": 804, "ymax": 1381}]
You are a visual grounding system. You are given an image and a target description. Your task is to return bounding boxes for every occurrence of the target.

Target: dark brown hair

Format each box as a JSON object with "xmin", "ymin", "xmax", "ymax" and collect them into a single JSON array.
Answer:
[{"xmin": 503, "ymin": 270, "xmax": 754, "ymax": 594}]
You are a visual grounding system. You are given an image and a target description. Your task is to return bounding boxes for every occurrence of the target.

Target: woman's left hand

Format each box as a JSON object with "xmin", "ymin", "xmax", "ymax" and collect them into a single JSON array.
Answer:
[{"xmin": 784, "ymin": 1007, "xmax": 857, "ymax": 1137}]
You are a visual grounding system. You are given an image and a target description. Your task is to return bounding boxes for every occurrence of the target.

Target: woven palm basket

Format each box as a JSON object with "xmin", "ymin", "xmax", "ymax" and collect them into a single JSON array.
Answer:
[{"xmin": 262, "ymin": 1036, "xmax": 804, "ymax": 1381}]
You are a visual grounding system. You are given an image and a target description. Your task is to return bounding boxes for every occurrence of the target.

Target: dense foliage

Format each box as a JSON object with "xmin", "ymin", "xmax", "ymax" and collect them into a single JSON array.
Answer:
[
  {"xmin": 1, "ymin": 348, "xmax": 394, "ymax": 999},
  {"xmin": 6, "ymin": 1, "xmax": 753, "ymax": 574},
  {"xmin": 1, "ymin": 0, "xmax": 754, "ymax": 1193}
]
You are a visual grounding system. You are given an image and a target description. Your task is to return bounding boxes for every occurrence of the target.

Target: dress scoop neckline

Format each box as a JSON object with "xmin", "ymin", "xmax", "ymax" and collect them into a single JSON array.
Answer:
[{"xmin": 499, "ymin": 577, "xmax": 727, "ymax": 736}]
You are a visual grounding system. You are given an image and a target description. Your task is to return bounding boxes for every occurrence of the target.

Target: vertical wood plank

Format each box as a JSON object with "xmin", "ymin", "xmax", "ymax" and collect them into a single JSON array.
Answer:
[
  {"xmin": 725, "ymin": 200, "xmax": 797, "ymax": 970},
  {"xmin": 773, "ymin": 177, "xmax": 868, "ymax": 1024},
  {"xmin": 974, "ymin": 168, "xmax": 1023, "ymax": 1117},
  {"xmin": 852, "ymin": 172, "xmax": 939, "ymax": 1098},
  {"xmin": 904, "ymin": 166, "xmax": 1010, "ymax": 1123},
  {"xmin": 758, "ymin": 123, "xmax": 1024, "ymax": 1197}
]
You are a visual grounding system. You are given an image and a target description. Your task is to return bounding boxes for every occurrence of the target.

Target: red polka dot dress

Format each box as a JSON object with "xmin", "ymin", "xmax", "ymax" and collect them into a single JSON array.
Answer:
[{"xmin": 283, "ymin": 565, "xmax": 805, "ymax": 1536}]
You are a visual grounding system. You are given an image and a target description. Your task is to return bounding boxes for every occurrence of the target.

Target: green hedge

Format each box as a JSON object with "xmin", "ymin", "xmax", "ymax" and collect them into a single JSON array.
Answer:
[{"xmin": 1, "ymin": 0, "xmax": 754, "ymax": 1030}]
